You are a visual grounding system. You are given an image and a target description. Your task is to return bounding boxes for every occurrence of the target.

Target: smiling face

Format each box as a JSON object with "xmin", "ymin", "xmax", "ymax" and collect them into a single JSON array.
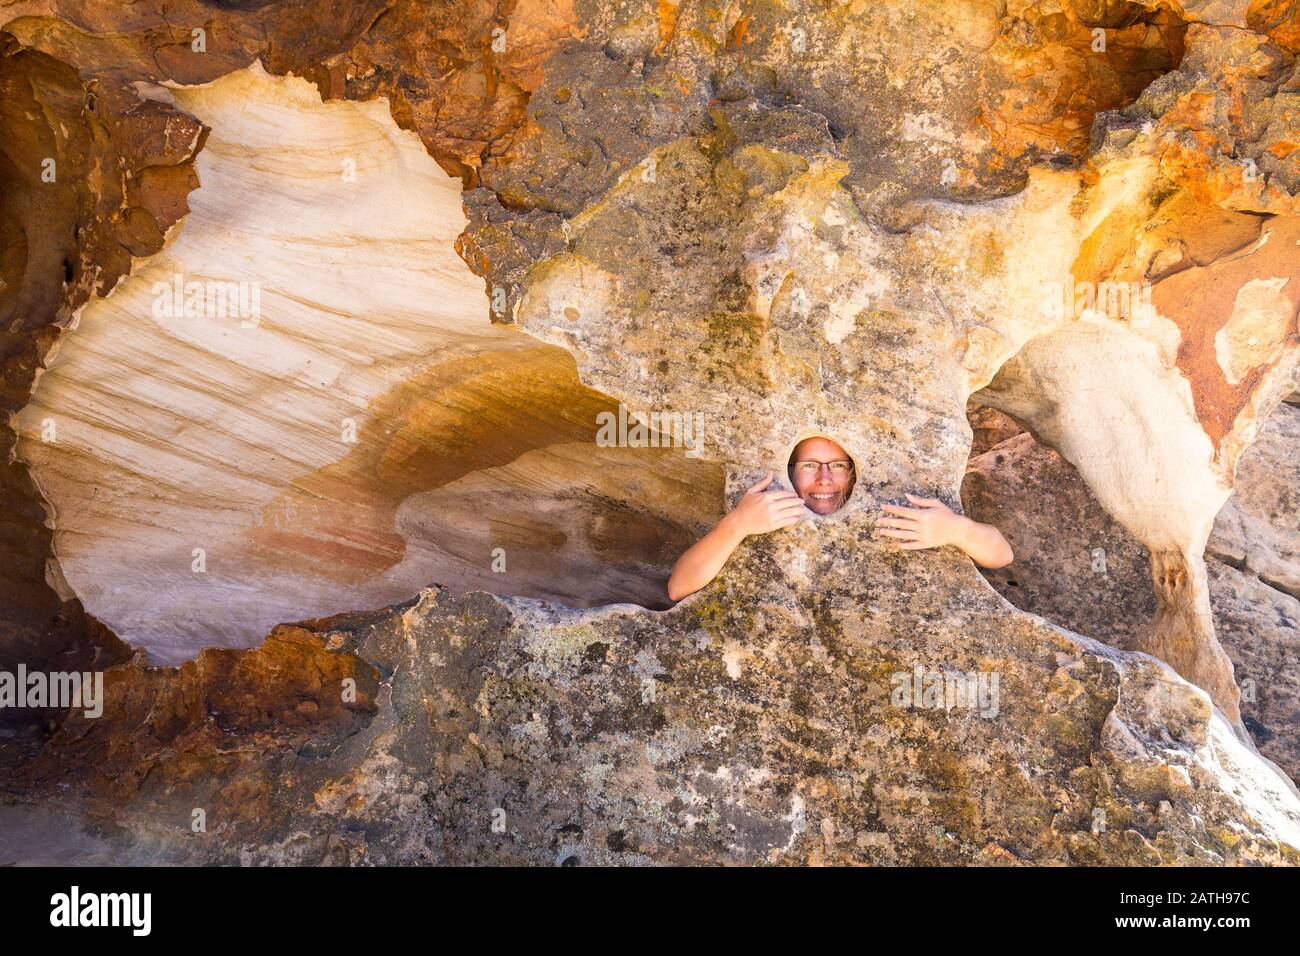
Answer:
[{"xmin": 788, "ymin": 436, "xmax": 856, "ymax": 515}]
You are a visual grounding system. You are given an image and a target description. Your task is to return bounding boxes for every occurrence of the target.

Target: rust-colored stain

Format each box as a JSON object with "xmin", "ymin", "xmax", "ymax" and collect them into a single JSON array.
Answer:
[
  {"xmin": 979, "ymin": 11, "xmax": 1185, "ymax": 163},
  {"xmin": 726, "ymin": 14, "xmax": 752, "ymax": 49},
  {"xmin": 1069, "ymin": 188, "xmax": 1297, "ymax": 456},
  {"xmin": 654, "ymin": 0, "xmax": 682, "ymax": 57},
  {"xmin": 1248, "ymin": 0, "xmax": 1300, "ymax": 53},
  {"xmin": 245, "ymin": 342, "xmax": 621, "ymax": 585},
  {"xmin": 1152, "ymin": 217, "xmax": 1300, "ymax": 451}
]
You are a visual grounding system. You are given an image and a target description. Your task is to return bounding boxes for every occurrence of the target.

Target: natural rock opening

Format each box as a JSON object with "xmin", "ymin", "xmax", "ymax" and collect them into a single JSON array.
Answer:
[
  {"xmin": 2, "ymin": 1, "xmax": 1299, "ymax": 865},
  {"xmin": 963, "ymin": 396, "xmax": 1300, "ymax": 785},
  {"xmin": 11, "ymin": 64, "xmax": 721, "ymax": 662}
]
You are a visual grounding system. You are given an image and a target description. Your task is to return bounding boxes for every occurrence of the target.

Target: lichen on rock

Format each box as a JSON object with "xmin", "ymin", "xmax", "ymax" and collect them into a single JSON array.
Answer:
[{"xmin": 2, "ymin": 0, "xmax": 1300, "ymax": 866}]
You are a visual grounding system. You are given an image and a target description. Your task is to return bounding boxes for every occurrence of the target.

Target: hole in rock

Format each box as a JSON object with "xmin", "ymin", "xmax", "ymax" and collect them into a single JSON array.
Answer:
[
  {"xmin": 961, "ymin": 397, "xmax": 1300, "ymax": 781},
  {"xmin": 12, "ymin": 65, "xmax": 722, "ymax": 664},
  {"xmin": 962, "ymin": 400, "xmax": 1156, "ymax": 646}
]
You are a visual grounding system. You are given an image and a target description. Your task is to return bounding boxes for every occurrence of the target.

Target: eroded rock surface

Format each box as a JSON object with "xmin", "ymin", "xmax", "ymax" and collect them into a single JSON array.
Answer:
[
  {"xmin": 9, "ymin": 522, "xmax": 1300, "ymax": 865},
  {"xmin": 2, "ymin": 1, "xmax": 1300, "ymax": 865},
  {"xmin": 964, "ymin": 400, "xmax": 1300, "ymax": 783},
  {"xmin": 11, "ymin": 65, "xmax": 717, "ymax": 661}
]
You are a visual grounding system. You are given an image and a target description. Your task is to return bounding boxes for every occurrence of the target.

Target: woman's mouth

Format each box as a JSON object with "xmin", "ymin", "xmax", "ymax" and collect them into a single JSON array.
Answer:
[{"xmin": 808, "ymin": 493, "xmax": 838, "ymax": 502}]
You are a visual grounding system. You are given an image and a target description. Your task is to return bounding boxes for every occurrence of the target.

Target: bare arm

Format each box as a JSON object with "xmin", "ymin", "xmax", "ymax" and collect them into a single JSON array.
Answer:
[
  {"xmin": 667, "ymin": 472, "xmax": 807, "ymax": 601},
  {"xmin": 876, "ymin": 493, "xmax": 1014, "ymax": 569},
  {"xmin": 666, "ymin": 512, "xmax": 748, "ymax": 602}
]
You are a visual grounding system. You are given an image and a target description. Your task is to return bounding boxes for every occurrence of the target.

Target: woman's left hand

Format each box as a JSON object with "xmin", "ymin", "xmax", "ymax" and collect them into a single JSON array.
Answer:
[{"xmin": 876, "ymin": 493, "xmax": 969, "ymax": 550}]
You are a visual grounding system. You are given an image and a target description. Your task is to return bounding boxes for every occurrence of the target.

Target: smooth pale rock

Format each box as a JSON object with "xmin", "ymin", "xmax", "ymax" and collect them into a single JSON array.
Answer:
[
  {"xmin": 14, "ymin": 63, "xmax": 492, "ymax": 658},
  {"xmin": 14, "ymin": 64, "xmax": 715, "ymax": 662}
]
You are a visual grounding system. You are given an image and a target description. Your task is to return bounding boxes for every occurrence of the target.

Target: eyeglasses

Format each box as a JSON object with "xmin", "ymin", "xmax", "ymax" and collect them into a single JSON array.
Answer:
[{"xmin": 790, "ymin": 459, "xmax": 854, "ymax": 475}]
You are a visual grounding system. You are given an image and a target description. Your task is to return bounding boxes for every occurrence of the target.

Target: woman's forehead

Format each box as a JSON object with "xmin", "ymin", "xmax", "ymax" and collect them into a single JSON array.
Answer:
[{"xmin": 791, "ymin": 436, "xmax": 848, "ymax": 459}]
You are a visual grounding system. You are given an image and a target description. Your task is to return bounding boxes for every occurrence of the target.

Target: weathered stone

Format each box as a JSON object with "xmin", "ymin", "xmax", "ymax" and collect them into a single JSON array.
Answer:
[
  {"xmin": 9, "ymin": 526, "xmax": 1299, "ymax": 865},
  {"xmin": 9, "ymin": 65, "xmax": 717, "ymax": 661},
  {"xmin": 2, "ymin": 0, "xmax": 1299, "ymax": 866},
  {"xmin": 963, "ymin": 402, "xmax": 1300, "ymax": 785}
]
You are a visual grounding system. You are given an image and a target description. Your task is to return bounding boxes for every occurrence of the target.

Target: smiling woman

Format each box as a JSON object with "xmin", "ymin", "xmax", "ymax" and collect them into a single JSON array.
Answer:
[
  {"xmin": 666, "ymin": 434, "xmax": 859, "ymax": 602},
  {"xmin": 666, "ymin": 431, "xmax": 1014, "ymax": 602},
  {"xmin": 787, "ymin": 435, "xmax": 858, "ymax": 514}
]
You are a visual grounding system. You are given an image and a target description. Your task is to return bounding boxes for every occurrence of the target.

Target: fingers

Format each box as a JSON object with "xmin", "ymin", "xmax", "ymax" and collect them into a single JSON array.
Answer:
[
  {"xmin": 768, "ymin": 497, "xmax": 808, "ymax": 512},
  {"xmin": 877, "ymin": 527, "xmax": 918, "ymax": 540},
  {"xmin": 880, "ymin": 503, "xmax": 921, "ymax": 517},
  {"xmin": 758, "ymin": 508, "xmax": 808, "ymax": 533},
  {"xmin": 765, "ymin": 490, "xmax": 803, "ymax": 502},
  {"xmin": 746, "ymin": 471, "xmax": 775, "ymax": 494},
  {"xmin": 904, "ymin": 493, "xmax": 943, "ymax": 508},
  {"xmin": 876, "ymin": 517, "xmax": 917, "ymax": 530},
  {"xmin": 771, "ymin": 503, "xmax": 809, "ymax": 520}
]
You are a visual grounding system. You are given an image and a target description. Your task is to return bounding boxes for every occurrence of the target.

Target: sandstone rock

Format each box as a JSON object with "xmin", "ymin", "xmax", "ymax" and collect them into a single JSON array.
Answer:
[
  {"xmin": 962, "ymin": 430, "xmax": 1158, "ymax": 652},
  {"xmin": 963, "ymin": 403, "xmax": 1300, "ymax": 784},
  {"xmin": 1209, "ymin": 401, "xmax": 1300, "ymax": 601},
  {"xmin": 1208, "ymin": 560, "xmax": 1300, "ymax": 781},
  {"xmin": 9, "ymin": 526, "xmax": 1300, "ymax": 865},
  {"xmin": 966, "ymin": 402, "xmax": 1026, "ymax": 457},
  {"xmin": 11, "ymin": 65, "xmax": 718, "ymax": 662},
  {"xmin": 2, "ymin": 0, "xmax": 1300, "ymax": 866},
  {"xmin": 0, "ymin": 31, "xmax": 203, "ymax": 674}
]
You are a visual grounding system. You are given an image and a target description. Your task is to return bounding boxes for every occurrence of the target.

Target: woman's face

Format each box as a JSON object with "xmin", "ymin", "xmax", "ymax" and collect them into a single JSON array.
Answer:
[{"xmin": 788, "ymin": 437, "xmax": 856, "ymax": 515}]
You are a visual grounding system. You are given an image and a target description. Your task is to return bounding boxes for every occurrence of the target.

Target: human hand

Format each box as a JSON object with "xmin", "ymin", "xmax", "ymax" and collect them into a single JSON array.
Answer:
[
  {"xmin": 726, "ymin": 471, "xmax": 808, "ymax": 537},
  {"xmin": 876, "ymin": 493, "xmax": 971, "ymax": 551}
]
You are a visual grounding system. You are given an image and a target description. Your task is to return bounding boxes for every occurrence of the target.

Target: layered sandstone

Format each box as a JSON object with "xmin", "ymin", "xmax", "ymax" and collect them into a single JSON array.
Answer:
[
  {"xmin": 11, "ymin": 64, "xmax": 717, "ymax": 662},
  {"xmin": 2, "ymin": 1, "xmax": 1299, "ymax": 865}
]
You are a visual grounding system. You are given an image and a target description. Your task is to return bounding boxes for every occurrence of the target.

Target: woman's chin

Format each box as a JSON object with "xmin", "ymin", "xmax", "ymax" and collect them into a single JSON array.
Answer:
[{"xmin": 804, "ymin": 497, "xmax": 838, "ymax": 514}]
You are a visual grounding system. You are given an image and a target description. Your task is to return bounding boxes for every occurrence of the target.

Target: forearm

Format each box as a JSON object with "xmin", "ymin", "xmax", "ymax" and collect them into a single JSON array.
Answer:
[
  {"xmin": 953, "ymin": 516, "xmax": 1014, "ymax": 569},
  {"xmin": 667, "ymin": 513, "xmax": 747, "ymax": 601}
]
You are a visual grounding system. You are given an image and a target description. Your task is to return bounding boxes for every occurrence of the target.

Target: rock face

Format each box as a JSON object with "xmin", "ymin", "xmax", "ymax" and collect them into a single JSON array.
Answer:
[
  {"xmin": 2, "ymin": 1, "xmax": 1300, "ymax": 865},
  {"xmin": 12, "ymin": 527, "xmax": 1300, "ymax": 865},
  {"xmin": 1209, "ymin": 396, "xmax": 1300, "ymax": 602},
  {"xmin": 963, "ymin": 399, "xmax": 1300, "ymax": 785},
  {"xmin": 12, "ymin": 64, "xmax": 718, "ymax": 662}
]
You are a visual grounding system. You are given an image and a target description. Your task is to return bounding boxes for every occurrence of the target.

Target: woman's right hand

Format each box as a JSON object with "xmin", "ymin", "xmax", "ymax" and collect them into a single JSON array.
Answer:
[
  {"xmin": 666, "ymin": 472, "xmax": 806, "ymax": 601},
  {"xmin": 725, "ymin": 472, "xmax": 808, "ymax": 537}
]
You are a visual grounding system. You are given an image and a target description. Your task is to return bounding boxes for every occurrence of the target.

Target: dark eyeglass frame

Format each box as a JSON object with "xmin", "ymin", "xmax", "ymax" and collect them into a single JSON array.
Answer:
[{"xmin": 789, "ymin": 459, "xmax": 855, "ymax": 474}]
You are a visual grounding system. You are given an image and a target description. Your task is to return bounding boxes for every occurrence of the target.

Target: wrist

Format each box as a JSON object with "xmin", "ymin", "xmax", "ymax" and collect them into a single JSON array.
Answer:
[
  {"xmin": 719, "ymin": 510, "xmax": 749, "ymax": 542},
  {"xmin": 950, "ymin": 514, "xmax": 978, "ymax": 551}
]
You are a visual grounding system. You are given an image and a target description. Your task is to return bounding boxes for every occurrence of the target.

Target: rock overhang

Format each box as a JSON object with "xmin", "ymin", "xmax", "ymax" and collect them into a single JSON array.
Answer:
[{"xmin": 1, "ymin": 0, "xmax": 1299, "ymax": 865}]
